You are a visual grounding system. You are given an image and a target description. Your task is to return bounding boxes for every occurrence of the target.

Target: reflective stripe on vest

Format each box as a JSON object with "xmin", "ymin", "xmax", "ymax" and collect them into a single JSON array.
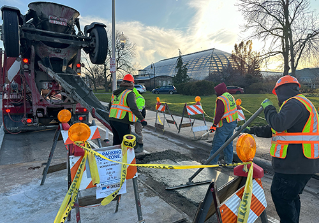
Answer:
[
  {"xmin": 215, "ymin": 92, "xmax": 238, "ymax": 127},
  {"xmin": 270, "ymin": 94, "xmax": 319, "ymax": 159},
  {"xmin": 109, "ymin": 90, "xmax": 137, "ymax": 122}
]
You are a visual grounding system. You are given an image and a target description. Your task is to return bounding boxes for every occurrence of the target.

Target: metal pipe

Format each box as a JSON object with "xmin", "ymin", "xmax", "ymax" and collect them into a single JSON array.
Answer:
[{"xmin": 188, "ymin": 106, "xmax": 264, "ymax": 182}]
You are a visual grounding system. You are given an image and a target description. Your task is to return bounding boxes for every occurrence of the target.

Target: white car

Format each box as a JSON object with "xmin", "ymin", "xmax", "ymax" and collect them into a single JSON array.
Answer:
[{"xmin": 134, "ymin": 84, "xmax": 146, "ymax": 93}]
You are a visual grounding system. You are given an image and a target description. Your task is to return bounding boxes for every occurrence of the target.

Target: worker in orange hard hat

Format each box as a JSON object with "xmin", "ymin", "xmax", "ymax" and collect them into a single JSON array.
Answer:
[
  {"xmin": 108, "ymin": 74, "xmax": 147, "ymax": 145},
  {"xmin": 240, "ymin": 75, "xmax": 319, "ymax": 223}
]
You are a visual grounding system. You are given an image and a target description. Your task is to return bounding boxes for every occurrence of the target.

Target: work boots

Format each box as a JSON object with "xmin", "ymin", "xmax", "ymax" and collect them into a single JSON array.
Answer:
[{"xmin": 134, "ymin": 143, "xmax": 143, "ymax": 153}]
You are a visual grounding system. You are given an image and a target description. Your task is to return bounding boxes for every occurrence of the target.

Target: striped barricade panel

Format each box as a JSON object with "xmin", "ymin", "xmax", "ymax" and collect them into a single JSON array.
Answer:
[
  {"xmin": 61, "ymin": 126, "xmax": 101, "ymax": 145},
  {"xmin": 219, "ymin": 178, "xmax": 267, "ymax": 223},
  {"xmin": 70, "ymin": 147, "xmax": 137, "ymax": 190},
  {"xmin": 157, "ymin": 104, "xmax": 166, "ymax": 112},
  {"xmin": 237, "ymin": 109, "xmax": 245, "ymax": 121},
  {"xmin": 186, "ymin": 105, "xmax": 204, "ymax": 115}
]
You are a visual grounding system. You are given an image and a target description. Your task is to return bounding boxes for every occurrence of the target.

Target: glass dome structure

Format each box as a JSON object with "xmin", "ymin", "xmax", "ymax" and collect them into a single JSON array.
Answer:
[{"xmin": 143, "ymin": 48, "xmax": 235, "ymax": 80}]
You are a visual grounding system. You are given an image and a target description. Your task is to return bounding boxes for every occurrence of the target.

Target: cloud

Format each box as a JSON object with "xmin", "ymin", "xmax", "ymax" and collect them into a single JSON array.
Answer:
[{"xmin": 80, "ymin": 0, "xmax": 242, "ymax": 71}]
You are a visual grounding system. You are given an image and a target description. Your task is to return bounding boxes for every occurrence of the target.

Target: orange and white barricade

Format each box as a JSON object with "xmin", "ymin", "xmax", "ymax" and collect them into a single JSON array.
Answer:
[
  {"xmin": 237, "ymin": 107, "xmax": 245, "ymax": 122},
  {"xmin": 155, "ymin": 97, "xmax": 178, "ymax": 132},
  {"xmin": 178, "ymin": 101, "xmax": 208, "ymax": 138},
  {"xmin": 193, "ymin": 163, "xmax": 268, "ymax": 223},
  {"xmin": 219, "ymin": 178, "xmax": 267, "ymax": 222}
]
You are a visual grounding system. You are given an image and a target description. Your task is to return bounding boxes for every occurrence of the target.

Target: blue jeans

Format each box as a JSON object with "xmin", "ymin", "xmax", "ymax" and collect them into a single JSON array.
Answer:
[
  {"xmin": 271, "ymin": 173, "xmax": 313, "ymax": 223},
  {"xmin": 209, "ymin": 120, "xmax": 237, "ymax": 164}
]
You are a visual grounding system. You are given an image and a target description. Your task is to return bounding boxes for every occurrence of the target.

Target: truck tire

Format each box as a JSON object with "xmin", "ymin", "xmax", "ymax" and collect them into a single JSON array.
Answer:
[
  {"xmin": 89, "ymin": 26, "xmax": 108, "ymax": 64},
  {"xmin": 2, "ymin": 9, "xmax": 20, "ymax": 57}
]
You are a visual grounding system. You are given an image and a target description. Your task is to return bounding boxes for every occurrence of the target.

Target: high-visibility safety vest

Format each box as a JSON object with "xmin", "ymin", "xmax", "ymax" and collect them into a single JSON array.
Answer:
[
  {"xmin": 136, "ymin": 95, "xmax": 145, "ymax": 111},
  {"xmin": 270, "ymin": 94, "xmax": 319, "ymax": 159},
  {"xmin": 109, "ymin": 90, "xmax": 137, "ymax": 122},
  {"xmin": 215, "ymin": 92, "xmax": 238, "ymax": 127}
]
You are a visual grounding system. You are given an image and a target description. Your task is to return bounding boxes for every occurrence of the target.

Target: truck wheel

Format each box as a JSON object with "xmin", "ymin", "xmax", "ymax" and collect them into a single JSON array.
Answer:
[
  {"xmin": 89, "ymin": 26, "xmax": 108, "ymax": 64},
  {"xmin": 2, "ymin": 9, "xmax": 20, "ymax": 57}
]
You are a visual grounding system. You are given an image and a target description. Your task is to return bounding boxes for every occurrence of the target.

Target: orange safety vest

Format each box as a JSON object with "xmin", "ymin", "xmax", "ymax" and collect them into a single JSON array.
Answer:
[
  {"xmin": 215, "ymin": 92, "xmax": 238, "ymax": 127},
  {"xmin": 270, "ymin": 94, "xmax": 319, "ymax": 159},
  {"xmin": 109, "ymin": 90, "xmax": 137, "ymax": 122}
]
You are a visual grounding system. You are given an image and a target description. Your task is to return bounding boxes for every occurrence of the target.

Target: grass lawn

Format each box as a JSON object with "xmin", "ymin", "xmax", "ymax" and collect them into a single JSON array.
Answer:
[{"xmin": 95, "ymin": 92, "xmax": 319, "ymax": 127}]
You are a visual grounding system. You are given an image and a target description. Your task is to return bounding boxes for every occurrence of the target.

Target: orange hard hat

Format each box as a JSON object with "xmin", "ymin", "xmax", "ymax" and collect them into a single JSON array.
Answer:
[
  {"xmin": 123, "ymin": 74, "xmax": 134, "ymax": 83},
  {"xmin": 272, "ymin": 75, "xmax": 300, "ymax": 95}
]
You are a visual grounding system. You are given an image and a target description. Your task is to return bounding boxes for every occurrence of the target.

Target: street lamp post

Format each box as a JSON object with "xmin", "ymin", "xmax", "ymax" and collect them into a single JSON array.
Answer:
[
  {"xmin": 111, "ymin": 0, "xmax": 116, "ymax": 91},
  {"xmin": 119, "ymin": 32, "xmax": 126, "ymax": 49},
  {"xmin": 151, "ymin": 63, "xmax": 155, "ymax": 89}
]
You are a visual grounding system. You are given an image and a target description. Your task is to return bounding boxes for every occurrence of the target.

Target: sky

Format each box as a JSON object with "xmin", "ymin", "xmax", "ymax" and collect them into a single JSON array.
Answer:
[{"xmin": 1, "ymin": 0, "xmax": 319, "ymax": 73}]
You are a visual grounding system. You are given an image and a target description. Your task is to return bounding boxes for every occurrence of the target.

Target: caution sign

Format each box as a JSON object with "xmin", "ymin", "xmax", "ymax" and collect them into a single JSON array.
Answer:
[{"xmin": 70, "ymin": 146, "xmax": 137, "ymax": 193}]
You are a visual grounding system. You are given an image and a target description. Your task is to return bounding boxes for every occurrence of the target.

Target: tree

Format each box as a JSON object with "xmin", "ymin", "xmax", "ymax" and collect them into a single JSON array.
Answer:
[
  {"xmin": 82, "ymin": 58, "xmax": 103, "ymax": 91},
  {"xmin": 173, "ymin": 50, "xmax": 189, "ymax": 85},
  {"xmin": 83, "ymin": 31, "xmax": 136, "ymax": 92},
  {"xmin": 231, "ymin": 40, "xmax": 261, "ymax": 77},
  {"xmin": 108, "ymin": 31, "xmax": 136, "ymax": 79},
  {"xmin": 238, "ymin": 0, "xmax": 319, "ymax": 76},
  {"xmin": 229, "ymin": 40, "xmax": 263, "ymax": 92},
  {"xmin": 206, "ymin": 63, "xmax": 236, "ymax": 85}
]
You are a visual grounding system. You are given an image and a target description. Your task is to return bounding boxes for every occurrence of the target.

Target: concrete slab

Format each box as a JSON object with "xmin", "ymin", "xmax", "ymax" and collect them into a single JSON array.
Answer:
[{"xmin": 142, "ymin": 160, "xmax": 234, "ymax": 205}]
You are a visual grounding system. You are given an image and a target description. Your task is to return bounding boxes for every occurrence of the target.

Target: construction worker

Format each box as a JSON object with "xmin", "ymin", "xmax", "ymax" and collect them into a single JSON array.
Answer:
[
  {"xmin": 133, "ymin": 87, "xmax": 146, "ymax": 153},
  {"xmin": 242, "ymin": 75, "xmax": 319, "ymax": 223},
  {"xmin": 206, "ymin": 82, "xmax": 238, "ymax": 166},
  {"xmin": 108, "ymin": 74, "xmax": 147, "ymax": 146}
]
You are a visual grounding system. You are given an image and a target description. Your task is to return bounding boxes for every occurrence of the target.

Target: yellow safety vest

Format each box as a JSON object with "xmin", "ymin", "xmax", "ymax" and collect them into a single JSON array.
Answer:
[
  {"xmin": 109, "ymin": 90, "xmax": 137, "ymax": 122},
  {"xmin": 215, "ymin": 92, "xmax": 238, "ymax": 127},
  {"xmin": 270, "ymin": 94, "xmax": 319, "ymax": 159}
]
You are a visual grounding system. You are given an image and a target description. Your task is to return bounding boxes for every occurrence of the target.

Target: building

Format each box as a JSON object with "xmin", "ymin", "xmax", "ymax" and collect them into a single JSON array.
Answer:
[
  {"xmin": 133, "ymin": 48, "xmax": 237, "ymax": 90},
  {"xmin": 295, "ymin": 68, "xmax": 319, "ymax": 88}
]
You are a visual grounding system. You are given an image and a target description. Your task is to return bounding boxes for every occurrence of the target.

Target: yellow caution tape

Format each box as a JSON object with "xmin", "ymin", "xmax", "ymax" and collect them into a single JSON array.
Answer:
[
  {"xmin": 54, "ymin": 152, "xmax": 87, "ymax": 223},
  {"xmin": 163, "ymin": 101, "xmax": 196, "ymax": 105},
  {"xmin": 88, "ymin": 152, "xmax": 100, "ymax": 185},
  {"xmin": 237, "ymin": 163, "xmax": 253, "ymax": 223},
  {"xmin": 74, "ymin": 142, "xmax": 252, "ymax": 169},
  {"xmin": 241, "ymin": 106, "xmax": 266, "ymax": 120},
  {"xmin": 100, "ymin": 139, "xmax": 128, "ymax": 206}
]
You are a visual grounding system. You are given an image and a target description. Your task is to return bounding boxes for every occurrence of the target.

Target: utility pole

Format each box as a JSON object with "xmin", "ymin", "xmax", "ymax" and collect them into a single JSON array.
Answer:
[{"xmin": 111, "ymin": 0, "xmax": 116, "ymax": 91}]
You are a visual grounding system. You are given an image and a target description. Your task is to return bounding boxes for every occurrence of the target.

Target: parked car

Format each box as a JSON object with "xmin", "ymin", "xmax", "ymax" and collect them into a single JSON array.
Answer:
[
  {"xmin": 227, "ymin": 86, "xmax": 244, "ymax": 94},
  {"xmin": 134, "ymin": 84, "xmax": 146, "ymax": 93},
  {"xmin": 152, "ymin": 86, "xmax": 177, "ymax": 94}
]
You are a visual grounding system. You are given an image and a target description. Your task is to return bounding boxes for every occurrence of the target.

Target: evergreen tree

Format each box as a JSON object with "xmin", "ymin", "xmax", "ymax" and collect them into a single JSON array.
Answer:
[{"xmin": 173, "ymin": 50, "xmax": 189, "ymax": 85}]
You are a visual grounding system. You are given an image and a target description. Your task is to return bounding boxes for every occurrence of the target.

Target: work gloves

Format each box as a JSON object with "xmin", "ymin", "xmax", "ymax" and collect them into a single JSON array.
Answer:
[
  {"xmin": 210, "ymin": 124, "xmax": 217, "ymax": 133},
  {"xmin": 141, "ymin": 119, "xmax": 147, "ymax": 126},
  {"xmin": 261, "ymin": 98, "xmax": 273, "ymax": 109}
]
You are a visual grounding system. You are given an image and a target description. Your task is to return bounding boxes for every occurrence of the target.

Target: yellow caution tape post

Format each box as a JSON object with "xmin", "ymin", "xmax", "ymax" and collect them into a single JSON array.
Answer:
[{"xmin": 237, "ymin": 163, "xmax": 254, "ymax": 223}]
